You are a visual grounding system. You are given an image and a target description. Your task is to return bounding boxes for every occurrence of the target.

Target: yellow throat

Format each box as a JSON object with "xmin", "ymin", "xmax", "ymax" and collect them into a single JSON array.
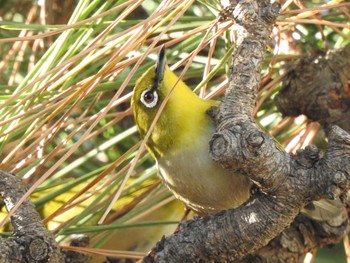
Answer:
[{"xmin": 131, "ymin": 47, "xmax": 252, "ymax": 215}]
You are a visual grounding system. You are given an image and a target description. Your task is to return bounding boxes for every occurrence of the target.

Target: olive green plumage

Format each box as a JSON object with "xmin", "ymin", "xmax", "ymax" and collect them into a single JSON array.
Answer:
[{"xmin": 131, "ymin": 47, "xmax": 251, "ymax": 215}]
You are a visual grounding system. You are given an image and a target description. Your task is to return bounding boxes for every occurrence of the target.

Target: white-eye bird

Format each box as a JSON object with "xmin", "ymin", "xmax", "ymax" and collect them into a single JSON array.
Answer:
[
  {"xmin": 131, "ymin": 47, "xmax": 252, "ymax": 215},
  {"xmin": 132, "ymin": 47, "xmax": 344, "ymax": 219}
]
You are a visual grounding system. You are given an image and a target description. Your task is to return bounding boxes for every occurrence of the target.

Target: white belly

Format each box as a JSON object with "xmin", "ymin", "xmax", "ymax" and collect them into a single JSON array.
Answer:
[{"xmin": 157, "ymin": 135, "xmax": 251, "ymax": 215}]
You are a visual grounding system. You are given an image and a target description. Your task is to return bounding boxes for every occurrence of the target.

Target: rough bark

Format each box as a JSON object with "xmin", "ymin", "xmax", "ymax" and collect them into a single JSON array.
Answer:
[
  {"xmin": 0, "ymin": 170, "xmax": 65, "ymax": 262},
  {"xmin": 144, "ymin": 0, "xmax": 350, "ymax": 262},
  {"xmin": 0, "ymin": 171, "xmax": 92, "ymax": 262},
  {"xmin": 275, "ymin": 44, "xmax": 350, "ymax": 133},
  {"xmin": 238, "ymin": 213, "xmax": 347, "ymax": 263}
]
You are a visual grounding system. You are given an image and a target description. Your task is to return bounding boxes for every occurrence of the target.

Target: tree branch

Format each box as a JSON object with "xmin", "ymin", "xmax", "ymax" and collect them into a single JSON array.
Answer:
[
  {"xmin": 275, "ymin": 44, "xmax": 350, "ymax": 133},
  {"xmin": 0, "ymin": 170, "xmax": 65, "ymax": 262},
  {"xmin": 239, "ymin": 213, "xmax": 347, "ymax": 263}
]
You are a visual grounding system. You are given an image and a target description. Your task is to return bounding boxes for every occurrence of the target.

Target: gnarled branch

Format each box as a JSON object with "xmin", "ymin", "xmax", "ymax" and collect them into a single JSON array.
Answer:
[{"xmin": 0, "ymin": 170, "xmax": 65, "ymax": 262}]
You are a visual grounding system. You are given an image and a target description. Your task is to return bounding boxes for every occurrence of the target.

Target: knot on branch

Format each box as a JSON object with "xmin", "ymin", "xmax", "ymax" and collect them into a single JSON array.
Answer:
[
  {"xmin": 210, "ymin": 133, "xmax": 229, "ymax": 159},
  {"xmin": 28, "ymin": 237, "xmax": 49, "ymax": 261},
  {"xmin": 246, "ymin": 130, "xmax": 264, "ymax": 148},
  {"xmin": 209, "ymin": 123, "xmax": 270, "ymax": 172},
  {"xmin": 295, "ymin": 145, "xmax": 320, "ymax": 168}
]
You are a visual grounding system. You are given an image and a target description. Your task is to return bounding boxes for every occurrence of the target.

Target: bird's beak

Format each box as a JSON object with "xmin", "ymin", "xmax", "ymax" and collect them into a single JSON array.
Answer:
[{"xmin": 155, "ymin": 45, "xmax": 167, "ymax": 87}]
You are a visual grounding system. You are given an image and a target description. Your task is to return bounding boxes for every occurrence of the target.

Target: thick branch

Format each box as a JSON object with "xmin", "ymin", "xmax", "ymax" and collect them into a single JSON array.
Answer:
[
  {"xmin": 0, "ymin": 170, "xmax": 65, "ymax": 262},
  {"xmin": 239, "ymin": 213, "xmax": 347, "ymax": 263},
  {"xmin": 274, "ymin": 44, "xmax": 350, "ymax": 132},
  {"xmin": 144, "ymin": 194, "xmax": 296, "ymax": 262},
  {"xmin": 218, "ymin": 0, "xmax": 280, "ymax": 120}
]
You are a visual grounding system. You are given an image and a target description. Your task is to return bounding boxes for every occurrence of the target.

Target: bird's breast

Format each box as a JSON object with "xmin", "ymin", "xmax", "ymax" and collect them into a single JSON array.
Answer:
[{"xmin": 157, "ymin": 133, "xmax": 251, "ymax": 215}]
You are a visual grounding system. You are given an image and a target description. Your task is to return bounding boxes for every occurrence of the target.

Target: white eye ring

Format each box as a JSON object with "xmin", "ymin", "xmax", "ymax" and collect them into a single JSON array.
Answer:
[{"xmin": 140, "ymin": 89, "xmax": 158, "ymax": 108}]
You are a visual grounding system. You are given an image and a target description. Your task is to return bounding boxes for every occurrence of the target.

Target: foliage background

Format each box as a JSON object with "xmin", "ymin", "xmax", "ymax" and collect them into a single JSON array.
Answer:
[{"xmin": 0, "ymin": 0, "xmax": 349, "ymax": 261}]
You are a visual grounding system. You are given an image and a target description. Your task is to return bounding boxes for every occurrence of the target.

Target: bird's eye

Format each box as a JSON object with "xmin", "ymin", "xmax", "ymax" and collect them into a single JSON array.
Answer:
[
  {"xmin": 144, "ymin": 91, "xmax": 154, "ymax": 103},
  {"xmin": 140, "ymin": 89, "xmax": 158, "ymax": 108}
]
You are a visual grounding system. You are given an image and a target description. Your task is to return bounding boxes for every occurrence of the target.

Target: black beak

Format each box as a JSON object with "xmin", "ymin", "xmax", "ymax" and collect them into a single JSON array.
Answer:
[{"xmin": 155, "ymin": 45, "xmax": 167, "ymax": 87}]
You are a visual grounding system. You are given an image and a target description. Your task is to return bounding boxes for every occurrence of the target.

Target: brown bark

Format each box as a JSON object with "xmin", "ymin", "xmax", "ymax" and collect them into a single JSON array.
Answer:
[
  {"xmin": 238, "ymin": 213, "xmax": 347, "ymax": 263},
  {"xmin": 0, "ymin": 170, "xmax": 65, "ymax": 262},
  {"xmin": 0, "ymin": 171, "xmax": 91, "ymax": 262},
  {"xmin": 275, "ymin": 44, "xmax": 350, "ymax": 133}
]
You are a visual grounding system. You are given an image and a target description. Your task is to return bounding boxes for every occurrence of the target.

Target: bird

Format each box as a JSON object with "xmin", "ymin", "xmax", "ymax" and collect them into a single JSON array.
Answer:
[
  {"xmin": 131, "ymin": 46, "xmax": 344, "ymax": 219},
  {"xmin": 131, "ymin": 46, "xmax": 252, "ymax": 215}
]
